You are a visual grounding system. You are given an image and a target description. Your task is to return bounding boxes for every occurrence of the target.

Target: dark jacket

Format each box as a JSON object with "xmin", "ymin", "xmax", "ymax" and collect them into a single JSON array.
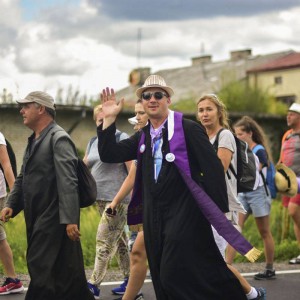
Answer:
[{"xmin": 7, "ymin": 122, "xmax": 93, "ymax": 300}]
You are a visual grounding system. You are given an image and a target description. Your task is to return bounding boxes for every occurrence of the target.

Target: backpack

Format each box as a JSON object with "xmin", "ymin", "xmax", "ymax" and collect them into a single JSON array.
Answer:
[
  {"xmin": 213, "ymin": 128, "xmax": 260, "ymax": 193},
  {"xmin": 76, "ymin": 158, "xmax": 97, "ymax": 208},
  {"xmin": 51, "ymin": 130, "xmax": 97, "ymax": 208},
  {"xmin": 252, "ymin": 144, "xmax": 277, "ymax": 199},
  {"xmin": 0, "ymin": 139, "xmax": 17, "ymax": 188}
]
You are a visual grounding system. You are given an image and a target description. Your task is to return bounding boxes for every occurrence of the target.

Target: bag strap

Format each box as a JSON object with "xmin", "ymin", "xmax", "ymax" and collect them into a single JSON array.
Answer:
[
  {"xmin": 212, "ymin": 128, "xmax": 232, "ymax": 179},
  {"xmin": 87, "ymin": 136, "xmax": 97, "ymax": 155},
  {"xmin": 212, "ymin": 128, "xmax": 225, "ymax": 151},
  {"xmin": 252, "ymin": 144, "xmax": 270, "ymax": 196}
]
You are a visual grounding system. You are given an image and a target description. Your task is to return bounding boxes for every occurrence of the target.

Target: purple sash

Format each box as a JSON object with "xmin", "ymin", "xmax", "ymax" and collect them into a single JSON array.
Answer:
[{"xmin": 128, "ymin": 112, "xmax": 261, "ymax": 261}]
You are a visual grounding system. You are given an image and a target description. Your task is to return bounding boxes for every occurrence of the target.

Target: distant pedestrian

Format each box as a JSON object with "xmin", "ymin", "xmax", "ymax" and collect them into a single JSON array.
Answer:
[
  {"xmin": 279, "ymin": 103, "xmax": 300, "ymax": 264},
  {"xmin": 0, "ymin": 91, "xmax": 94, "ymax": 300},
  {"xmin": 232, "ymin": 116, "xmax": 276, "ymax": 280},
  {"xmin": 84, "ymin": 104, "xmax": 131, "ymax": 299}
]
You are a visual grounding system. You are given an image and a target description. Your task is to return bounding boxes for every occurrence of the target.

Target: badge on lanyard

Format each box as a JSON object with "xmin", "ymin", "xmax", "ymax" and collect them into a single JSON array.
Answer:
[
  {"xmin": 140, "ymin": 144, "xmax": 146, "ymax": 153},
  {"xmin": 165, "ymin": 153, "xmax": 175, "ymax": 162}
]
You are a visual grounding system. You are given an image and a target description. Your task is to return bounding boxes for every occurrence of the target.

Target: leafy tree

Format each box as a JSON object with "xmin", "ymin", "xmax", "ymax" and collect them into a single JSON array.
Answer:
[{"xmin": 218, "ymin": 80, "xmax": 288, "ymax": 115}]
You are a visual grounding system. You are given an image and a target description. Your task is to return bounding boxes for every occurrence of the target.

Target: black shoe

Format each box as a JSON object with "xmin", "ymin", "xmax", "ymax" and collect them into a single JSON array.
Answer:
[
  {"xmin": 253, "ymin": 287, "xmax": 266, "ymax": 300},
  {"xmin": 254, "ymin": 269, "xmax": 276, "ymax": 280},
  {"xmin": 115, "ymin": 293, "xmax": 144, "ymax": 300}
]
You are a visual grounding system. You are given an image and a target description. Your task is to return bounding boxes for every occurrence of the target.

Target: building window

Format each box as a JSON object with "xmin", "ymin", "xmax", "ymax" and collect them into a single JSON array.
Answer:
[
  {"xmin": 276, "ymin": 95, "xmax": 296, "ymax": 106},
  {"xmin": 274, "ymin": 76, "xmax": 282, "ymax": 85}
]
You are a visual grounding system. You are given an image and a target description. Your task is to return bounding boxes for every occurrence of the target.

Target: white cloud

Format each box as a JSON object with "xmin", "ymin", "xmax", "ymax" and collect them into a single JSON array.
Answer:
[{"xmin": 1, "ymin": 0, "xmax": 300, "ymax": 102}]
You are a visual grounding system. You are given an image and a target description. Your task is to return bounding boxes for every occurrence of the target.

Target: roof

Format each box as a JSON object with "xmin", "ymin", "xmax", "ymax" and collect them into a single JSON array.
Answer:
[
  {"xmin": 247, "ymin": 52, "xmax": 300, "ymax": 73},
  {"xmin": 116, "ymin": 50, "xmax": 294, "ymax": 107}
]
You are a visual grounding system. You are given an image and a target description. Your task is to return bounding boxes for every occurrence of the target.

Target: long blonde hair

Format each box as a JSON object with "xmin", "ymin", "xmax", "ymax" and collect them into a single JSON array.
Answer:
[{"xmin": 197, "ymin": 94, "xmax": 230, "ymax": 129}]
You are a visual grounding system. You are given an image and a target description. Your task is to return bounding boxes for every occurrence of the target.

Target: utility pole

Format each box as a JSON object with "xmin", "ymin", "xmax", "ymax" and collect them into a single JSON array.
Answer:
[{"xmin": 137, "ymin": 28, "xmax": 142, "ymax": 69}]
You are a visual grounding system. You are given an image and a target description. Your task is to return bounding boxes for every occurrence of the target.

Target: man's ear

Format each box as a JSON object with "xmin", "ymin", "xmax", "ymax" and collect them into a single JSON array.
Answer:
[
  {"xmin": 39, "ymin": 105, "xmax": 46, "ymax": 115},
  {"xmin": 167, "ymin": 97, "xmax": 171, "ymax": 105}
]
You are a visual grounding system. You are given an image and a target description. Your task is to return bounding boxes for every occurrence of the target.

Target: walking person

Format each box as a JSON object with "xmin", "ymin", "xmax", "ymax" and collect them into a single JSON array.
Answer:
[
  {"xmin": 0, "ymin": 132, "xmax": 24, "ymax": 295},
  {"xmin": 232, "ymin": 116, "xmax": 276, "ymax": 280},
  {"xmin": 96, "ymin": 75, "xmax": 259, "ymax": 300},
  {"xmin": 83, "ymin": 104, "xmax": 131, "ymax": 299},
  {"xmin": 107, "ymin": 99, "xmax": 148, "ymax": 300},
  {"xmin": 0, "ymin": 91, "xmax": 94, "ymax": 300},
  {"xmin": 279, "ymin": 103, "xmax": 300, "ymax": 264},
  {"xmin": 197, "ymin": 94, "xmax": 266, "ymax": 299}
]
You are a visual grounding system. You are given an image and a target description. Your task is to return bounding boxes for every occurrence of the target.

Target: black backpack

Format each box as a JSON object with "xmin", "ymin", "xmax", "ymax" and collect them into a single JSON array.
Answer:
[
  {"xmin": 213, "ymin": 128, "xmax": 260, "ymax": 193},
  {"xmin": 51, "ymin": 130, "xmax": 96, "ymax": 208},
  {"xmin": 0, "ymin": 139, "xmax": 17, "ymax": 187}
]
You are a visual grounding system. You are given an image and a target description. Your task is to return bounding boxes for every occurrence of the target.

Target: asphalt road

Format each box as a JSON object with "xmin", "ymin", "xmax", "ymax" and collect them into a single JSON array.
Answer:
[{"xmin": 3, "ymin": 270, "xmax": 300, "ymax": 300}]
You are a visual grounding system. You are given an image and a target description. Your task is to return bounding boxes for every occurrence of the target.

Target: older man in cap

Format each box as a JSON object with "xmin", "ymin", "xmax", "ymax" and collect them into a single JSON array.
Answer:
[
  {"xmin": 0, "ymin": 91, "xmax": 94, "ymax": 300},
  {"xmin": 279, "ymin": 102, "xmax": 300, "ymax": 264},
  {"xmin": 96, "ymin": 75, "xmax": 250, "ymax": 299}
]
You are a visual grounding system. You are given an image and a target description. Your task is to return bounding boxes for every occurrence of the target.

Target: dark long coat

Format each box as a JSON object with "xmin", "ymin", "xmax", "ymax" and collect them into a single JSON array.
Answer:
[
  {"xmin": 98, "ymin": 119, "xmax": 246, "ymax": 300},
  {"xmin": 7, "ymin": 122, "xmax": 93, "ymax": 300}
]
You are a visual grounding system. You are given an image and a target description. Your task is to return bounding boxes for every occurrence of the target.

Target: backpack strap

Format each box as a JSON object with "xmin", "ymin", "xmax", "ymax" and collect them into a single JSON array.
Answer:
[
  {"xmin": 212, "ymin": 128, "xmax": 225, "ymax": 152},
  {"xmin": 87, "ymin": 136, "xmax": 97, "ymax": 155},
  {"xmin": 212, "ymin": 128, "xmax": 232, "ymax": 179}
]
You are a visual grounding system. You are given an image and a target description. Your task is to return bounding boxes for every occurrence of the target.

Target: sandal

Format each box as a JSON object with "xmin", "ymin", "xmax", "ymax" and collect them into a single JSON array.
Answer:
[{"xmin": 289, "ymin": 256, "xmax": 300, "ymax": 264}]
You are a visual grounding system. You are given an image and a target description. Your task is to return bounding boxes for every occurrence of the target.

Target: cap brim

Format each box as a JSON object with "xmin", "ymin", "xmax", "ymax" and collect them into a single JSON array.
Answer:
[
  {"xmin": 288, "ymin": 109, "xmax": 300, "ymax": 114},
  {"xmin": 128, "ymin": 116, "xmax": 138, "ymax": 125},
  {"xmin": 16, "ymin": 98, "xmax": 34, "ymax": 104}
]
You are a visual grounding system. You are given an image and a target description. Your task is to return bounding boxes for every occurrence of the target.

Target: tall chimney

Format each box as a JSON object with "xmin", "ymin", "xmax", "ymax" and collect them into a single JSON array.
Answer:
[
  {"xmin": 191, "ymin": 55, "xmax": 212, "ymax": 66},
  {"xmin": 230, "ymin": 49, "xmax": 252, "ymax": 61}
]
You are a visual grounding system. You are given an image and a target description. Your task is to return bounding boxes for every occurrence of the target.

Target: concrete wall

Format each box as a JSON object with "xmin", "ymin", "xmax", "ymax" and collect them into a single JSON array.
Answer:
[
  {"xmin": 0, "ymin": 105, "xmax": 286, "ymax": 173},
  {"xmin": 0, "ymin": 104, "xmax": 135, "ymax": 172}
]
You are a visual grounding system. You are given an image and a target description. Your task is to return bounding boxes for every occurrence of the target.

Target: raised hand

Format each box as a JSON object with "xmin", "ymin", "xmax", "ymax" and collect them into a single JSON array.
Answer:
[{"xmin": 101, "ymin": 87, "xmax": 124, "ymax": 118}]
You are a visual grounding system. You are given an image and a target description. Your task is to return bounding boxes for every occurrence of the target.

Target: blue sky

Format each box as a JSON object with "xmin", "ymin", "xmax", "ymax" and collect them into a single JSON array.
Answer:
[
  {"xmin": 21, "ymin": 0, "xmax": 80, "ymax": 20},
  {"xmin": 1, "ymin": 0, "xmax": 300, "ymax": 100}
]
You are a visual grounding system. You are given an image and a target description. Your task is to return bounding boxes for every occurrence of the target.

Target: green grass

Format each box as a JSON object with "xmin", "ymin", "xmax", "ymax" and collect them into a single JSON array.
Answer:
[{"xmin": 1, "ymin": 200, "xmax": 299, "ymax": 274}]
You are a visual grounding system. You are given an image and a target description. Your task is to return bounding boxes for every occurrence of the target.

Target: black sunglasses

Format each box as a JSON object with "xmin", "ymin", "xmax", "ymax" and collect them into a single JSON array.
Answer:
[{"xmin": 141, "ymin": 91, "xmax": 168, "ymax": 101}]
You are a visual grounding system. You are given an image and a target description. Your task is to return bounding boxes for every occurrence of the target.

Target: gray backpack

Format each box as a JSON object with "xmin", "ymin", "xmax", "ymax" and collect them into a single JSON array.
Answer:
[{"xmin": 213, "ymin": 128, "xmax": 260, "ymax": 193}]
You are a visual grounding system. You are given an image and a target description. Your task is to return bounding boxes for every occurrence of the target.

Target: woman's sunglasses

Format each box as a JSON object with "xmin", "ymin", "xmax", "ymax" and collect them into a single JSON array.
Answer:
[{"xmin": 141, "ymin": 91, "xmax": 168, "ymax": 101}]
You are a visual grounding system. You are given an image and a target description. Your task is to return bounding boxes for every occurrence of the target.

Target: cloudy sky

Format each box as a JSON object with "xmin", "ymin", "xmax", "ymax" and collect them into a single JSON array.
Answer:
[{"xmin": 1, "ymin": 0, "xmax": 300, "ymax": 101}]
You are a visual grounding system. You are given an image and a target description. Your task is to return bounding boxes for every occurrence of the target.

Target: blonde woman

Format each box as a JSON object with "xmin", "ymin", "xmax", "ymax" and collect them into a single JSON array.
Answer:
[{"xmin": 197, "ymin": 95, "xmax": 266, "ymax": 300}]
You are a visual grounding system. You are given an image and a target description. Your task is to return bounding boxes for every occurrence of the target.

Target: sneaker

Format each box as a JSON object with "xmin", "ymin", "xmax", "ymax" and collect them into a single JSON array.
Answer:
[
  {"xmin": 115, "ymin": 293, "xmax": 144, "ymax": 300},
  {"xmin": 289, "ymin": 255, "xmax": 300, "ymax": 264},
  {"xmin": 253, "ymin": 287, "xmax": 266, "ymax": 300},
  {"xmin": 254, "ymin": 269, "xmax": 276, "ymax": 280},
  {"xmin": 0, "ymin": 277, "xmax": 24, "ymax": 295},
  {"xmin": 111, "ymin": 277, "xmax": 128, "ymax": 295},
  {"xmin": 87, "ymin": 282, "xmax": 100, "ymax": 299},
  {"xmin": 134, "ymin": 293, "xmax": 144, "ymax": 300}
]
